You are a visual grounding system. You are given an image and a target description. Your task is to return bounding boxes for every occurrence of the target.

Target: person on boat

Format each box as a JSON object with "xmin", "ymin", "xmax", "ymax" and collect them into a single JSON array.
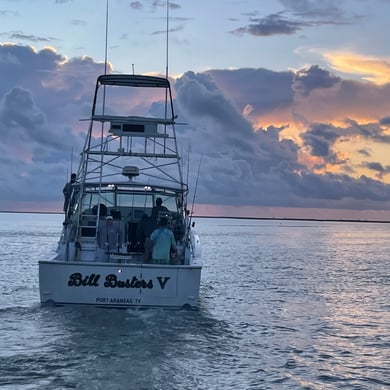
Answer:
[
  {"xmin": 92, "ymin": 203, "xmax": 107, "ymax": 217},
  {"xmin": 97, "ymin": 215, "xmax": 122, "ymax": 254},
  {"xmin": 62, "ymin": 173, "xmax": 77, "ymax": 213},
  {"xmin": 136, "ymin": 214, "xmax": 155, "ymax": 262},
  {"xmin": 151, "ymin": 197, "xmax": 168, "ymax": 224},
  {"xmin": 150, "ymin": 216, "xmax": 176, "ymax": 265}
]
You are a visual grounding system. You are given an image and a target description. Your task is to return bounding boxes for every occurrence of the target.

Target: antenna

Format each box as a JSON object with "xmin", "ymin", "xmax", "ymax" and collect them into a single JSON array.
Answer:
[
  {"xmin": 99, "ymin": 0, "xmax": 109, "ymax": 206},
  {"xmin": 104, "ymin": 0, "xmax": 109, "ymax": 75},
  {"xmin": 165, "ymin": 0, "xmax": 169, "ymax": 79},
  {"xmin": 163, "ymin": 0, "xmax": 169, "ymax": 123}
]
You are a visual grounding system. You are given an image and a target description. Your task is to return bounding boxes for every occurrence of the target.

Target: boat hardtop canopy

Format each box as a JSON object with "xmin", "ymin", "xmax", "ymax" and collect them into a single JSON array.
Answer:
[
  {"xmin": 91, "ymin": 74, "xmax": 175, "ymax": 121},
  {"xmin": 96, "ymin": 74, "xmax": 171, "ymax": 88}
]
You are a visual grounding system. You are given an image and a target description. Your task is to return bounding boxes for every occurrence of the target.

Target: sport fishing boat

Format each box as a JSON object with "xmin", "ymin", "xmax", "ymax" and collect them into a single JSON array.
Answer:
[{"xmin": 39, "ymin": 74, "xmax": 202, "ymax": 308}]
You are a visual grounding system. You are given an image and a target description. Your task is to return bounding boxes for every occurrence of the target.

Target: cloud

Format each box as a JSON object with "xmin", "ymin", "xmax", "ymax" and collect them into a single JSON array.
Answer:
[
  {"xmin": 231, "ymin": 0, "xmax": 354, "ymax": 38},
  {"xmin": 1, "ymin": 43, "xmax": 390, "ymax": 214},
  {"xmin": 292, "ymin": 65, "xmax": 340, "ymax": 96},
  {"xmin": 361, "ymin": 161, "xmax": 390, "ymax": 180},
  {"xmin": 0, "ymin": 44, "xmax": 104, "ymax": 205},
  {"xmin": 71, "ymin": 19, "xmax": 87, "ymax": 27},
  {"xmin": 322, "ymin": 52, "xmax": 390, "ymax": 85},
  {"xmin": 0, "ymin": 10, "xmax": 19, "ymax": 17},
  {"xmin": 130, "ymin": 0, "xmax": 181, "ymax": 12},
  {"xmin": 279, "ymin": 0, "xmax": 346, "ymax": 20},
  {"xmin": 380, "ymin": 116, "xmax": 390, "ymax": 125},
  {"xmin": 206, "ymin": 68, "xmax": 294, "ymax": 117},
  {"xmin": 290, "ymin": 64, "xmax": 390, "ymax": 126},
  {"xmin": 300, "ymin": 123, "xmax": 341, "ymax": 157},
  {"xmin": 231, "ymin": 12, "xmax": 309, "ymax": 36},
  {"xmin": 152, "ymin": 25, "xmax": 184, "ymax": 35},
  {"xmin": 363, "ymin": 161, "xmax": 386, "ymax": 172},
  {"xmin": 173, "ymin": 69, "xmax": 390, "ymax": 210},
  {"xmin": 1, "ymin": 87, "xmax": 46, "ymax": 133},
  {"xmin": 6, "ymin": 32, "xmax": 55, "ymax": 43},
  {"xmin": 130, "ymin": 2, "xmax": 143, "ymax": 10},
  {"xmin": 357, "ymin": 149, "xmax": 371, "ymax": 157}
]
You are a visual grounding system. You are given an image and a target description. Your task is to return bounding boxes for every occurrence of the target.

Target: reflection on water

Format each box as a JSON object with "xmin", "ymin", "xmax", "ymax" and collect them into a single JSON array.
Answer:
[
  {"xmin": 0, "ymin": 215, "xmax": 389, "ymax": 389},
  {"xmin": 199, "ymin": 219, "xmax": 390, "ymax": 389}
]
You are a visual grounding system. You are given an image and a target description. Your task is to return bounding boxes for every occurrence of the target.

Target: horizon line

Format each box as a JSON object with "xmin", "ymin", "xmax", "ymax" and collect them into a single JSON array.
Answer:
[{"xmin": 1, "ymin": 210, "xmax": 389, "ymax": 224}]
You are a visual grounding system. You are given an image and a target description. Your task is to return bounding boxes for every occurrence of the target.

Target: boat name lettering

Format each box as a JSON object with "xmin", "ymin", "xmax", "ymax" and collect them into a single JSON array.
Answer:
[
  {"xmin": 68, "ymin": 273, "xmax": 100, "ymax": 287},
  {"xmin": 104, "ymin": 274, "xmax": 153, "ymax": 289},
  {"xmin": 156, "ymin": 276, "xmax": 170, "ymax": 290},
  {"xmin": 67, "ymin": 273, "xmax": 170, "ymax": 290}
]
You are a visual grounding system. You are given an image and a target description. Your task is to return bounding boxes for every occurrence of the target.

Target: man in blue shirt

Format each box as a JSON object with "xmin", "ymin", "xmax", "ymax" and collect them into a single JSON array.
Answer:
[{"xmin": 150, "ymin": 216, "xmax": 176, "ymax": 264}]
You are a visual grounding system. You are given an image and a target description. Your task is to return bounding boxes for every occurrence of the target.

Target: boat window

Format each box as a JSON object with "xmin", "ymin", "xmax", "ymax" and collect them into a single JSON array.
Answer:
[
  {"xmin": 81, "ymin": 193, "xmax": 114, "ymax": 215},
  {"xmin": 117, "ymin": 193, "xmax": 154, "ymax": 208},
  {"xmin": 160, "ymin": 196, "xmax": 176, "ymax": 211}
]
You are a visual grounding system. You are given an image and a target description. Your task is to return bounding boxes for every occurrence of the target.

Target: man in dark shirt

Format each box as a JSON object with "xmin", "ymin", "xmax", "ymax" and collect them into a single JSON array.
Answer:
[
  {"xmin": 63, "ymin": 173, "xmax": 76, "ymax": 213},
  {"xmin": 151, "ymin": 197, "xmax": 168, "ymax": 223}
]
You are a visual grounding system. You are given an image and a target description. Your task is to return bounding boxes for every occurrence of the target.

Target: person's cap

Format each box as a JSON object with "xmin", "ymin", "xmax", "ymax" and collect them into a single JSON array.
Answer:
[{"xmin": 105, "ymin": 215, "xmax": 113, "ymax": 220}]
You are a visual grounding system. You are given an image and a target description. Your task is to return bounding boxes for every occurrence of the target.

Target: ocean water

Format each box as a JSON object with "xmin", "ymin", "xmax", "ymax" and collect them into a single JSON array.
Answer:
[{"xmin": 0, "ymin": 212, "xmax": 389, "ymax": 390}]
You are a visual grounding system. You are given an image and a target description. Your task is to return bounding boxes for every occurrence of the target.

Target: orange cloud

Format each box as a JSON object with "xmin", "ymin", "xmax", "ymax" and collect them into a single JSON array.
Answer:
[{"xmin": 323, "ymin": 52, "xmax": 390, "ymax": 85}]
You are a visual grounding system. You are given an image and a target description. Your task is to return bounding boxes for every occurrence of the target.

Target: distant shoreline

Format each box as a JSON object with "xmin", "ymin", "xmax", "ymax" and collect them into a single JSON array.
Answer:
[
  {"xmin": 1, "ymin": 210, "xmax": 389, "ymax": 223},
  {"xmin": 198, "ymin": 215, "xmax": 390, "ymax": 224}
]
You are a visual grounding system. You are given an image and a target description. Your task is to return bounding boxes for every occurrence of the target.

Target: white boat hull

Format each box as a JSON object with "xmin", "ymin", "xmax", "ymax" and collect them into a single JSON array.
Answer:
[
  {"xmin": 39, "ymin": 261, "xmax": 201, "ymax": 309},
  {"xmin": 41, "ymin": 74, "xmax": 203, "ymax": 309}
]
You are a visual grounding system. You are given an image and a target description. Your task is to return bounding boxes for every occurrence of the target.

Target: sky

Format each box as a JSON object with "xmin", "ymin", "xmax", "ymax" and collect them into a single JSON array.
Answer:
[{"xmin": 1, "ymin": 0, "xmax": 390, "ymax": 220}]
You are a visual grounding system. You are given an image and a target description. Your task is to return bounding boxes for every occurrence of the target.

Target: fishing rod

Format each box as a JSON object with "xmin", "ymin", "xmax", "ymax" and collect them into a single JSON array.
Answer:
[
  {"xmin": 97, "ymin": 0, "xmax": 109, "ymax": 220},
  {"xmin": 163, "ymin": 0, "xmax": 170, "ymax": 153},
  {"xmin": 188, "ymin": 153, "xmax": 203, "ymax": 229},
  {"xmin": 70, "ymin": 146, "xmax": 73, "ymax": 175},
  {"xmin": 186, "ymin": 143, "xmax": 190, "ymax": 186}
]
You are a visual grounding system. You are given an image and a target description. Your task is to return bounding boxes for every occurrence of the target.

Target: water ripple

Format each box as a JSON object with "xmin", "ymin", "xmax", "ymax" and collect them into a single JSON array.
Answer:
[{"xmin": 0, "ymin": 215, "xmax": 389, "ymax": 389}]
